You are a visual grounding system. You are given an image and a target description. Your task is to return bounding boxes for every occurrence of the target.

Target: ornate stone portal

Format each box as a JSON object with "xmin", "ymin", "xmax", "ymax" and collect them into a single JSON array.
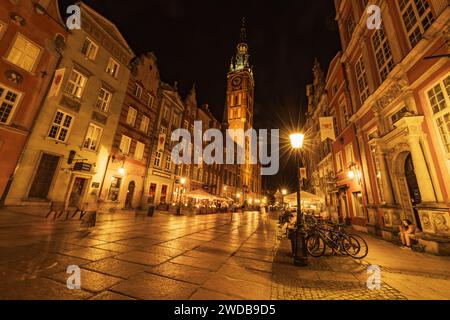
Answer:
[{"xmin": 376, "ymin": 115, "xmax": 450, "ymax": 253}]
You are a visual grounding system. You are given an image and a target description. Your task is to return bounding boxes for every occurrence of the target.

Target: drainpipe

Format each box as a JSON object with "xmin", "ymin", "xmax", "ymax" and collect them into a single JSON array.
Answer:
[{"xmin": 98, "ymin": 155, "xmax": 111, "ymax": 200}]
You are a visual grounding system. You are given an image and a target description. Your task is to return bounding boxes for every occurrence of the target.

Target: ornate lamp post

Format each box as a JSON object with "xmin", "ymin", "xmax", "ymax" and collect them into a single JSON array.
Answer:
[{"xmin": 289, "ymin": 133, "xmax": 308, "ymax": 266}]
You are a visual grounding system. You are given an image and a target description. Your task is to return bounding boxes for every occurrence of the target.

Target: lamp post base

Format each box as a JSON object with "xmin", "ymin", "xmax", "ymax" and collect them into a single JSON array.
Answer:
[{"xmin": 293, "ymin": 230, "xmax": 308, "ymax": 267}]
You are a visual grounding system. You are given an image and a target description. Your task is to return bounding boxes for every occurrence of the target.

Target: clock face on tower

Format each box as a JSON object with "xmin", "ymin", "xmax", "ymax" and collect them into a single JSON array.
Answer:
[{"xmin": 232, "ymin": 76, "xmax": 242, "ymax": 88}]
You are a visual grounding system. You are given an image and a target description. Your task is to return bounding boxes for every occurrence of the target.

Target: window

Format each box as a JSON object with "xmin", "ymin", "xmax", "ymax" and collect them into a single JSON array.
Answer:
[
  {"xmin": 154, "ymin": 151, "xmax": 162, "ymax": 167},
  {"xmin": 398, "ymin": 0, "xmax": 434, "ymax": 48},
  {"xmin": 183, "ymin": 120, "xmax": 189, "ymax": 130},
  {"xmin": 106, "ymin": 57, "xmax": 120, "ymax": 78},
  {"xmin": 148, "ymin": 183, "xmax": 157, "ymax": 204},
  {"xmin": 119, "ymin": 135, "xmax": 132, "ymax": 155},
  {"xmin": 372, "ymin": 26, "xmax": 394, "ymax": 81},
  {"xmin": 6, "ymin": 34, "xmax": 41, "ymax": 72},
  {"xmin": 335, "ymin": 151, "xmax": 344, "ymax": 173},
  {"xmin": 134, "ymin": 83, "xmax": 142, "ymax": 98},
  {"xmin": 160, "ymin": 185, "xmax": 168, "ymax": 203},
  {"xmin": 165, "ymin": 154, "xmax": 171, "ymax": 170},
  {"xmin": 0, "ymin": 84, "xmax": 21, "ymax": 125},
  {"xmin": 48, "ymin": 110, "xmax": 73, "ymax": 142},
  {"xmin": 163, "ymin": 108, "xmax": 169, "ymax": 120},
  {"xmin": 426, "ymin": 75, "xmax": 450, "ymax": 155},
  {"xmin": 391, "ymin": 106, "xmax": 409, "ymax": 124},
  {"xmin": 81, "ymin": 37, "xmax": 98, "ymax": 61},
  {"xmin": 65, "ymin": 69, "xmax": 87, "ymax": 98},
  {"xmin": 135, "ymin": 141, "xmax": 145, "ymax": 160},
  {"xmin": 352, "ymin": 192, "xmax": 365, "ymax": 217},
  {"xmin": 339, "ymin": 101, "xmax": 349, "ymax": 131},
  {"xmin": 140, "ymin": 115, "xmax": 150, "ymax": 133},
  {"xmin": 161, "ymin": 126, "xmax": 167, "ymax": 135},
  {"xmin": 172, "ymin": 114, "xmax": 179, "ymax": 128},
  {"xmin": 108, "ymin": 177, "xmax": 122, "ymax": 201},
  {"xmin": 96, "ymin": 87, "xmax": 112, "ymax": 112},
  {"xmin": 147, "ymin": 94, "xmax": 154, "ymax": 107},
  {"xmin": 126, "ymin": 107, "xmax": 137, "ymax": 126},
  {"xmin": 83, "ymin": 123, "xmax": 102, "ymax": 151},
  {"xmin": 345, "ymin": 143, "xmax": 355, "ymax": 167},
  {"xmin": 355, "ymin": 56, "xmax": 370, "ymax": 103},
  {"xmin": 346, "ymin": 14, "xmax": 356, "ymax": 42}
]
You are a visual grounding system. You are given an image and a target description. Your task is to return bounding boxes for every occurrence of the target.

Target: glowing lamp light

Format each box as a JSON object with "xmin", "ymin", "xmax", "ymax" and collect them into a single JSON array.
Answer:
[
  {"xmin": 348, "ymin": 170, "xmax": 355, "ymax": 180},
  {"xmin": 237, "ymin": 193, "xmax": 241, "ymax": 199},
  {"xmin": 118, "ymin": 167, "xmax": 125, "ymax": 176},
  {"xmin": 282, "ymin": 189, "xmax": 287, "ymax": 196},
  {"xmin": 180, "ymin": 177, "xmax": 186, "ymax": 185},
  {"xmin": 289, "ymin": 133, "xmax": 305, "ymax": 149}
]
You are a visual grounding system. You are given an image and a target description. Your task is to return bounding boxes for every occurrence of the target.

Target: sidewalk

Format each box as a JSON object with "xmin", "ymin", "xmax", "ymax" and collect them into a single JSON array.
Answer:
[{"xmin": 0, "ymin": 208, "xmax": 449, "ymax": 300}]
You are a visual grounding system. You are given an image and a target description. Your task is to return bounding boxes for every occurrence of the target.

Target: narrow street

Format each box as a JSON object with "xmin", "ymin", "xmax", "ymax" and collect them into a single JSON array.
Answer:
[{"xmin": 0, "ymin": 209, "xmax": 449, "ymax": 300}]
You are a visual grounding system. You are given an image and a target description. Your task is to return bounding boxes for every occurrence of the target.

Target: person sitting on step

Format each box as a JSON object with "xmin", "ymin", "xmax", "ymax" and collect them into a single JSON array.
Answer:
[{"xmin": 399, "ymin": 219, "xmax": 416, "ymax": 250}]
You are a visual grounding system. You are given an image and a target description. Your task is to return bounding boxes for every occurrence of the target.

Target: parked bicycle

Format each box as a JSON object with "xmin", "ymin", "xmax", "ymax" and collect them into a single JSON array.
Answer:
[{"xmin": 303, "ymin": 216, "xmax": 369, "ymax": 259}]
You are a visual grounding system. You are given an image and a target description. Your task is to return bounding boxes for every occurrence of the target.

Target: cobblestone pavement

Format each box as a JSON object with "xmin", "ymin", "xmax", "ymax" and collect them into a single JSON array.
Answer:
[{"xmin": 0, "ymin": 208, "xmax": 449, "ymax": 300}]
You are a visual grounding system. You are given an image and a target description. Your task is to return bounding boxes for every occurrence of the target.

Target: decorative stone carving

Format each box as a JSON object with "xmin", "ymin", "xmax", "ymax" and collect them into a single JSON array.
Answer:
[
  {"xmin": 5, "ymin": 70, "xmax": 23, "ymax": 84},
  {"xmin": 10, "ymin": 12, "xmax": 25, "ymax": 26},
  {"xmin": 91, "ymin": 111, "xmax": 107, "ymax": 125},
  {"xmin": 60, "ymin": 96, "xmax": 81, "ymax": 113},
  {"xmin": 375, "ymin": 79, "xmax": 409, "ymax": 110}
]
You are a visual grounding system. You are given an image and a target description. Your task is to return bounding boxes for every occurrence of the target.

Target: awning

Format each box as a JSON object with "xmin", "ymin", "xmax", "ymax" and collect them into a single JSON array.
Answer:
[
  {"xmin": 284, "ymin": 191, "xmax": 325, "ymax": 205},
  {"xmin": 184, "ymin": 189, "xmax": 215, "ymax": 200}
]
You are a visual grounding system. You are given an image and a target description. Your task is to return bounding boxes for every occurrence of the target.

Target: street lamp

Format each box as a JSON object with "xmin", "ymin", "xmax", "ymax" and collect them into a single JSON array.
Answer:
[
  {"xmin": 177, "ymin": 178, "xmax": 186, "ymax": 215},
  {"xmin": 289, "ymin": 132, "xmax": 308, "ymax": 267}
]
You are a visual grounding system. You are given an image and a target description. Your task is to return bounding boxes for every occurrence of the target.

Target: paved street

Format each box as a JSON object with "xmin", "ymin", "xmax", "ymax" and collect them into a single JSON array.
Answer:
[{"xmin": 0, "ymin": 208, "xmax": 449, "ymax": 300}]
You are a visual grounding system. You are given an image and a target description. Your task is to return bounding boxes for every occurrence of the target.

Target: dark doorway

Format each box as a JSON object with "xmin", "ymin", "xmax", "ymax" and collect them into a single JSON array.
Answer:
[
  {"xmin": 68, "ymin": 177, "xmax": 87, "ymax": 208},
  {"xmin": 125, "ymin": 181, "xmax": 135, "ymax": 208},
  {"xmin": 29, "ymin": 154, "xmax": 60, "ymax": 199},
  {"xmin": 404, "ymin": 154, "xmax": 422, "ymax": 231}
]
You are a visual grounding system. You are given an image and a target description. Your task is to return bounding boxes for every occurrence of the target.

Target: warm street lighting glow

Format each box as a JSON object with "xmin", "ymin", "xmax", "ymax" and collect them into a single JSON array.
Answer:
[
  {"xmin": 237, "ymin": 193, "xmax": 241, "ymax": 198},
  {"xmin": 180, "ymin": 177, "xmax": 186, "ymax": 185},
  {"xmin": 289, "ymin": 133, "xmax": 305, "ymax": 149},
  {"xmin": 348, "ymin": 170, "xmax": 355, "ymax": 180},
  {"xmin": 282, "ymin": 189, "xmax": 287, "ymax": 196},
  {"xmin": 118, "ymin": 167, "xmax": 125, "ymax": 176}
]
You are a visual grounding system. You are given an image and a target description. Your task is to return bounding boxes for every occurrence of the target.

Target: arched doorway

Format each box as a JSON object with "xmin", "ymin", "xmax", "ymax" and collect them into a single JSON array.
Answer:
[
  {"xmin": 404, "ymin": 154, "xmax": 422, "ymax": 231},
  {"xmin": 125, "ymin": 181, "xmax": 135, "ymax": 208},
  {"xmin": 396, "ymin": 151, "xmax": 423, "ymax": 231}
]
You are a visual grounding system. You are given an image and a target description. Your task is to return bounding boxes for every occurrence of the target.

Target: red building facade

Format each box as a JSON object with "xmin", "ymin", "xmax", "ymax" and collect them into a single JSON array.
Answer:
[
  {"xmin": 0, "ymin": 0, "xmax": 67, "ymax": 203},
  {"xmin": 331, "ymin": 0, "xmax": 450, "ymax": 254}
]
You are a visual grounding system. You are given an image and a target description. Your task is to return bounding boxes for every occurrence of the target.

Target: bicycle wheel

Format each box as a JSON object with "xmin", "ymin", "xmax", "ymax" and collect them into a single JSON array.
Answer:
[
  {"xmin": 346, "ymin": 234, "xmax": 368, "ymax": 259},
  {"xmin": 305, "ymin": 234, "xmax": 326, "ymax": 258},
  {"xmin": 336, "ymin": 234, "xmax": 351, "ymax": 256},
  {"xmin": 341, "ymin": 235, "xmax": 360, "ymax": 257}
]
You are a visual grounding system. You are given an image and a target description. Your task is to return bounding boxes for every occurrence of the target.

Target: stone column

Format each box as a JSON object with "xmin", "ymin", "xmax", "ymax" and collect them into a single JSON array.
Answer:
[{"xmin": 375, "ymin": 145, "xmax": 395, "ymax": 204}]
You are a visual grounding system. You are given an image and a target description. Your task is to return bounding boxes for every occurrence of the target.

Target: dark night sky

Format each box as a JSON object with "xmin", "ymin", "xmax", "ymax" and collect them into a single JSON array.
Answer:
[{"xmin": 59, "ymin": 0, "xmax": 341, "ymax": 191}]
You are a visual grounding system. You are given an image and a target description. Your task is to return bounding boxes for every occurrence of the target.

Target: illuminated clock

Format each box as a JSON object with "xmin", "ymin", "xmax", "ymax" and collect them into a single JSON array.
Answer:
[{"xmin": 232, "ymin": 76, "xmax": 242, "ymax": 87}]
